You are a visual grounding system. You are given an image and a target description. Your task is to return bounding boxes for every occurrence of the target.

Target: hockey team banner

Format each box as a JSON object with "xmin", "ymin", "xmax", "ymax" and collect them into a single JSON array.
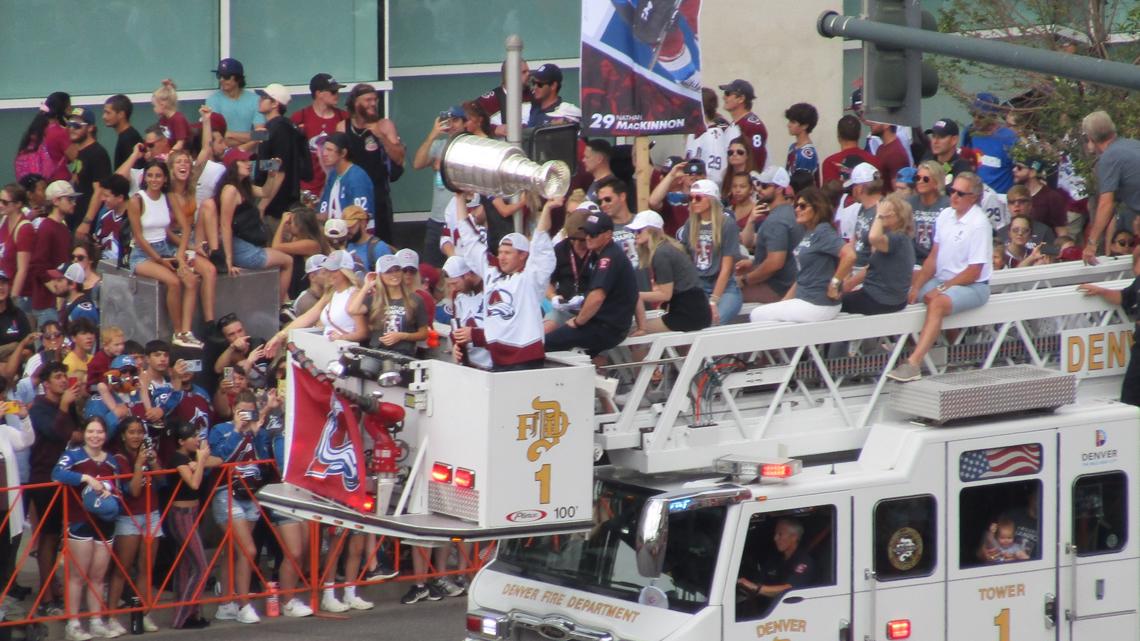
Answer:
[
  {"xmin": 284, "ymin": 364, "xmax": 369, "ymax": 510},
  {"xmin": 580, "ymin": 0, "xmax": 704, "ymax": 136}
]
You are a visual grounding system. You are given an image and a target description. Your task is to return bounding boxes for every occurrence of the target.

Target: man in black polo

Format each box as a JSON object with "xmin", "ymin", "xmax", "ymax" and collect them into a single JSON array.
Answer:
[{"xmin": 545, "ymin": 213, "xmax": 638, "ymax": 356}]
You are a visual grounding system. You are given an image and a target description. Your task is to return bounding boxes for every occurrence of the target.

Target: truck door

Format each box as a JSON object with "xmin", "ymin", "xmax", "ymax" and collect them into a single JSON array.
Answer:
[
  {"xmin": 723, "ymin": 495, "xmax": 851, "ymax": 641},
  {"xmin": 1057, "ymin": 419, "xmax": 1140, "ymax": 641},
  {"xmin": 853, "ymin": 481, "xmax": 945, "ymax": 640},
  {"xmin": 947, "ymin": 431, "xmax": 1057, "ymax": 641}
]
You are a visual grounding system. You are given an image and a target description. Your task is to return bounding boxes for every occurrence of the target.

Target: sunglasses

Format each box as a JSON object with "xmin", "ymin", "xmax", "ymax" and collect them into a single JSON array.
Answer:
[
  {"xmin": 917, "ymin": 175, "xmax": 933, "ymax": 183},
  {"xmin": 728, "ymin": 149, "xmax": 747, "ymax": 156},
  {"xmin": 794, "ymin": 202, "xmax": 810, "ymax": 210},
  {"xmin": 690, "ymin": 194, "xmax": 708, "ymax": 202},
  {"xmin": 67, "ymin": 121, "xmax": 86, "ymax": 129},
  {"xmin": 947, "ymin": 187, "xmax": 974, "ymax": 198},
  {"xmin": 218, "ymin": 73, "xmax": 237, "ymax": 80},
  {"xmin": 402, "ymin": 266, "xmax": 418, "ymax": 273},
  {"xmin": 72, "ymin": 254, "xmax": 88, "ymax": 261},
  {"xmin": 531, "ymin": 81, "xmax": 550, "ymax": 88}
]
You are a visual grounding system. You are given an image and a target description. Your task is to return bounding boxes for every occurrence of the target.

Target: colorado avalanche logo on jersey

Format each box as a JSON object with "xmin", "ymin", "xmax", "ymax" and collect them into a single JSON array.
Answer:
[
  {"xmin": 305, "ymin": 396, "xmax": 360, "ymax": 491},
  {"xmin": 487, "ymin": 288, "xmax": 516, "ymax": 320}
]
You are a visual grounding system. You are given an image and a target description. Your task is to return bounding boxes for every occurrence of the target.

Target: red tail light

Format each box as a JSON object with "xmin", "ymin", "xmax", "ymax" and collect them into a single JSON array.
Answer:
[
  {"xmin": 431, "ymin": 462, "xmax": 453, "ymax": 483},
  {"xmin": 362, "ymin": 496, "xmax": 375, "ymax": 511},
  {"xmin": 760, "ymin": 463, "xmax": 796, "ymax": 478},
  {"xmin": 465, "ymin": 613, "xmax": 483, "ymax": 633},
  {"xmin": 455, "ymin": 467, "xmax": 475, "ymax": 489},
  {"xmin": 886, "ymin": 619, "xmax": 911, "ymax": 639}
]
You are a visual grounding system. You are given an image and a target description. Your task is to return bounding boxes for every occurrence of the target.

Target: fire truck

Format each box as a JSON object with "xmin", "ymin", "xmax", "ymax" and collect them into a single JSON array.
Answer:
[{"xmin": 258, "ymin": 252, "xmax": 1138, "ymax": 641}]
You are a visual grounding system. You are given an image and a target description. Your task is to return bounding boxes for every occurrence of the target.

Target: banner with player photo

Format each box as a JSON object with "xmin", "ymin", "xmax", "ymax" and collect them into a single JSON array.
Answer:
[
  {"xmin": 580, "ymin": 0, "xmax": 704, "ymax": 136},
  {"xmin": 284, "ymin": 364, "xmax": 369, "ymax": 511}
]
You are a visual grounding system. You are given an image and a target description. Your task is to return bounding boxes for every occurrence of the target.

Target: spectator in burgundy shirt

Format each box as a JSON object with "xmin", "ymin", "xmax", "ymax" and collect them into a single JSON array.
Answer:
[
  {"xmin": 291, "ymin": 73, "xmax": 347, "ymax": 197},
  {"xmin": 1012, "ymin": 158, "xmax": 1069, "ymax": 238},
  {"xmin": 822, "ymin": 115, "xmax": 879, "ymax": 188},
  {"xmin": 152, "ymin": 79, "xmax": 192, "ymax": 150},
  {"xmin": 31, "ymin": 181, "xmax": 77, "ymax": 327},
  {"xmin": 0, "ymin": 183, "xmax": 34, "ymax": 310},
  {"xmin": 16, "ymin": 91, "xmax": 72, "ymax": 182},
  {"xmin": 871, "ymin": 122, "xmax": 911, "ymax": 192}
]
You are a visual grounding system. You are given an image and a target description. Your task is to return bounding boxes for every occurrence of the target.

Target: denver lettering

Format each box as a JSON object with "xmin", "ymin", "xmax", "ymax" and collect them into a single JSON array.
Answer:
[{"xmin": 756, "ymin": 619, "xmax": 807, "ymax": 637}]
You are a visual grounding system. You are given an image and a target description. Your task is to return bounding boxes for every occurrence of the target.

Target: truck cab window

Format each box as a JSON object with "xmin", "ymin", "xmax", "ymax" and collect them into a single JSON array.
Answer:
[
  {"xmin": 1073, "ymin": 472, "xmax": 1128, "ymax": 556},
  {"xmin": 735, "ymin": 506, "xmax": 835, "ymax": 621},
  {"xmin": 959, "ymin": 479, "xmax": 1042, "ymax": 568},
  {"xmin": 874, "ymin": 495, "xmax": 937, "ymax": 580}
]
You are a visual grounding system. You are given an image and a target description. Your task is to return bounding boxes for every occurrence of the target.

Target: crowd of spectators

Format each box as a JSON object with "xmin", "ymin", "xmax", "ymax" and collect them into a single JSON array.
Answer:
[{"xmin": 3, "ymin": 55, "xmax": 1140, "ymax": 641}]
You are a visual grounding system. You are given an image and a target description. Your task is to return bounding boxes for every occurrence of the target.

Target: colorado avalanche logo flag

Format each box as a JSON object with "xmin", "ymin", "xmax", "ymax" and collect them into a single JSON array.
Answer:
[{"xmin": 284, "ymin": 364, "xmax": 368, "ymax": 511}]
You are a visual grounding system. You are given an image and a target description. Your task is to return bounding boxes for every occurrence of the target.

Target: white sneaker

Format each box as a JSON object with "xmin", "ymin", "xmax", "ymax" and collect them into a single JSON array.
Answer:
[
  {"xmin": 105, "ymin": 619, "xmax": 128, "ymax": 638},
  {"xmin": 89, "ymin": 618, "xmax": 118, "ymax": 639},
  {"xmin": 282, "ymin": 598, "xmax": 313, "ymax": 618},
  {"xmin": 214, "ymin": 602, "xmax": 239, "ymax": 621},
  {"xmin": 344, "ymin": 595, "xmax": 374, "ymax": 611},
  {"xmin": 142, "ymin": 614, "xmax": 159, "ymax": 633},
  {"xmin": 65, "ymin": 622, "xmax": 93, "ymax": 641},
  {"xmin": 320, "ymin": 594, "xmax": 349, "ymax": 613},
  {"xmin": 236, "ymin": 603, "xmax": 260, "ymax": 624}
]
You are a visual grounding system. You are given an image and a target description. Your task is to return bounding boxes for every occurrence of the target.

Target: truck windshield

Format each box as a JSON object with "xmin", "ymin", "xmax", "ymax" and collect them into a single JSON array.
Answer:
[{"xmin": 493, "ymin": 479, "xmax": 727, "ymax": 614}]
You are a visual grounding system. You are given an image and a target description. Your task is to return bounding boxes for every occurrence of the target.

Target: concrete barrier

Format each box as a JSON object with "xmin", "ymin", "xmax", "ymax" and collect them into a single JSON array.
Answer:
[{"xmin": 98, "ymin": 261, "xmax": 280, "ymax": 344}]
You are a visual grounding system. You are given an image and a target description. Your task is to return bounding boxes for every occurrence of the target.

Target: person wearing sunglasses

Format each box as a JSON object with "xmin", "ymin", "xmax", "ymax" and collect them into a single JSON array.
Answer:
[
  {"xmin": 680, "ymin": 180, "xmax": 742, "ymax": 325},
  {"xmin": 719, "ymin": 79, "xmax": 768, "ymax": 169},
  {"xmin": 737, "ymin": 166, "xmax": 801, "ymax": 305},
  {"xmin": 544, "ymin": 209, "xmax": 594, "ymax": 333},
  {"xmin": 920, "ymin": 118, "xmax": 972, "ymax": 180},
  {"xmin": 723, "ymin": 138, "xmax": 757, "ymax": 201},
  {"xmin": 888, "ymin": 172, "xmax": 993, "ymax": 382},
  {"xmin": 1011, "ymin": 156, "xmax": 1069, "ymax": 239},
  {"xmin": 907, "ymin": 160, "xmax": 949, "ymax": 265},
  {"xmin": 114, "ymin": 125, "xmax": 173, "ymax": 192},
  {"xmin": 66, "ymin": 107, "xmax": 111, "ymax": 229},
  {"xmin": 749, "ymin": 188, "xmax": 855, "ymax": 323},
  {"xmin": 291, "ymin": 73, "xmax": 346, "ymax": 199},
  {"xmin": 0, "ymin": 183, "xmax": 34, "ymax": 313},
  {"xmin": 206, "ymin": 58, "xmax": 265, "ymax": 147},
  {"xmin": 526, "ymin": 64, "xmax": 572, "ymax": 129},
  {"xmin": 1109, "ymin": 230, "xmax": 1137, "ymax": 257}
]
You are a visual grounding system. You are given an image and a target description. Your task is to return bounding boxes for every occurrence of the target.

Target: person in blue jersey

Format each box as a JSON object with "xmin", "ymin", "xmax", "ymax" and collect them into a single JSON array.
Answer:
[
  {"xmin": 962, "ymin": 93, "xmax": 1018, "ymax": 194},
  {"xmin": 319, "ymin": 132, "xmax": 375, "ymax": 227}
]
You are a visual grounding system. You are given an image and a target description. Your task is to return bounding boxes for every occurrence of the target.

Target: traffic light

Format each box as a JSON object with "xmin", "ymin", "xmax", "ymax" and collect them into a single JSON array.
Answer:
[{"xmin": 862, "ymin": 0, "xmax": 938, "ymax": 128}]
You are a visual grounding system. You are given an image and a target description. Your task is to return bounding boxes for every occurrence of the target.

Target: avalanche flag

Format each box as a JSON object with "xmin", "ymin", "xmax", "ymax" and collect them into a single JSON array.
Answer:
[
  {"xmin": 284, "ymin": 364, "xmax": 369, "ymax": 511},
  {"xmin": 581, "ymin": 0, "xmax": 704, "ymax": 136}
]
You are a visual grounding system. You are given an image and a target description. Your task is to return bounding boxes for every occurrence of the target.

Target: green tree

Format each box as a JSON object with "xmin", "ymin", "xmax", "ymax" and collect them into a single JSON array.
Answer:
[{"xmin": 936, "ymin": 0, "xmax": 1140, "ymax": 189}]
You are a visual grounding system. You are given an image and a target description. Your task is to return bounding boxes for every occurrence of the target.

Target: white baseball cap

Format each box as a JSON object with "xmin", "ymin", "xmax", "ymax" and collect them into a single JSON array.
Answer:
[
  {"xmin": 394, "ymin": 248, "xmax": 419, "ymax": 270},
  {"xmin": 64, "ymin": 263, "xmax": 85, "ymax": 284},
  {"xmin": 45, "ymin": 180, "xmax": 79, "ymax": 201},
  {"xmin": 304, "ymin": 254, "xmax": 327, "ymax": 274},
  {"xmin": 375, "ymin": 254, "xmax": 400, "ymax": 273},
  {"xmin": 442, "ymin": 255, "xmax": 472, "ymax": 278},
  {"xmin": 625, "ymin": 210, "xmax": 664, "ymax": 232},
  {"xmin": 321, "ymin": 250, "xmax": 354, "ymax": 272},
  {"xmin": 324, "ymin": 218, "xmax": 348, "ymax": 239},
  {"xmin": 499, "ymin": 232, "xmax": 530, "ymax": 253},
  {"xmin": 256, "ymin": 83, "xmax": 292, "ymax": 106},
  {"xmin": 844, "ymin": 162, "xmax": 881, "ymax": 188},
  {"xmin": 689, "ymin": 179, "xmax": 720, "ymax": 199},
  {"xmin": 755, "ymin": 166, "xmax": 791, "ymax": 189}
]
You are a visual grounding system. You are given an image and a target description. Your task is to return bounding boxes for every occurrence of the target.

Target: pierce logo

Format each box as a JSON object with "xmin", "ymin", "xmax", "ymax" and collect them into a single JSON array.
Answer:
[
  {"xmin": 1096, "ymin": 429, "xmax": 1107, "ymax": 447},
  {"xmin": 506, "ymin": 509, "xmax": 547, "ymax": 523}
]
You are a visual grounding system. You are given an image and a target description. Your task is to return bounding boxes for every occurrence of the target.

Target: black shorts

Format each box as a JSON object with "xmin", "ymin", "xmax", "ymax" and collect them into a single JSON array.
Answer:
[
  {"xmin": 840, "ymin": 289, "xmax": 906, "ymax": 316},
  {"xmin": 27, "ymin": 485, "xmax": 63, "ymax": 536},
  {"xmin": 67, "ymin": 517, "xmax": 115, "ymax": 543},
  {"xmin": 663, "ymin": 288, "xmax": 712, "ymax": 332},
  {"xmin": 545, "ymin": 321, "xmax": 628, "ymax": 357}
]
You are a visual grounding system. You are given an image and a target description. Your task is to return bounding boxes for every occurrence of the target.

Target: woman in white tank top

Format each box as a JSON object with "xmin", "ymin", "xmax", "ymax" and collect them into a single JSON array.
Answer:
[
  {"xmin": 126, "ymin": 160, "xmax": 207, "ymax": 349},
  {"xmin": 266, "ymin": 250, "xmax": 368, "ymax": 353}
]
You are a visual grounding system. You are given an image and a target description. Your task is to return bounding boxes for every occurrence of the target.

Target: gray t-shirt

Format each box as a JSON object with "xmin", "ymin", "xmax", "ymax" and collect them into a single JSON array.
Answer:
[
  {"xmin": 862, "ymin": 230, "xmax": 916, "ymax": 306},
  {"xmin": 678, "ymin": 213, "xmax": 740, "ymax": 279},
  {"xmin": 793, "ymin": 223, "xmax": 845, "ymax": 307},
  {"xmin": 428, "ymin": 138, "xmax": 450, "ymax": 223},
  {"xmin": 1097, "ymin": 137, "xmax": 1140, "ymax": 218},
  {"xmin": 908, "ymin": 194, "xmax": 950, "ymax": 264},
  {"xmin": 650, "ymin": 241, "xmax": 702, "ymax": 294},
  {"xmin": 752, "ymin": 204, "xmax": 803, "ymax": 294},
  {"xmin": 853, "ymin": 203, "xmax": 878, "ymax": 267},
  {"xmin": 370, "ymin": 296, "xmax": 430, "ymax": 356}
]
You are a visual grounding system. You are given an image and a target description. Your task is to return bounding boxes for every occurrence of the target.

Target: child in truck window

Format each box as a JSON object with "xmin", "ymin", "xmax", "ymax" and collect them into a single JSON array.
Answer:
[{"xmin": 981, "ymin": 517, "xmax": 1030, "ymax": 562}]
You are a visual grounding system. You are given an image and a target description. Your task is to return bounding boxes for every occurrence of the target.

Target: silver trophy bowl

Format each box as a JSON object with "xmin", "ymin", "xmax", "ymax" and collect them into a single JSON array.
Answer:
[{"xmin": 440, "ymin": 134, "xmax": 570, "ymax": 200}]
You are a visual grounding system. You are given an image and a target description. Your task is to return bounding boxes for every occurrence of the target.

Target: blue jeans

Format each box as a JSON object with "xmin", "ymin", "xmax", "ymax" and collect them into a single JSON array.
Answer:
[{"xmin": 700, "ymin": 275, "xmax": 742, "ymax": 325}]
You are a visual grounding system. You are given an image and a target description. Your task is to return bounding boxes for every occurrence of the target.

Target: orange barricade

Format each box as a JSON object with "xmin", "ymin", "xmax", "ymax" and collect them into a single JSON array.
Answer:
[{"xmin": 0, "ymin": 460, "xmax": 487, "ymax": 631}]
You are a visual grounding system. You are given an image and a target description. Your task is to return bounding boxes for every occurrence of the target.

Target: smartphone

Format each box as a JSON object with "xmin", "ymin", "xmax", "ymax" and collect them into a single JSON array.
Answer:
[
  {"xmin": 238, "ymin": 410, "xmax": 252, "ymax": 422},
  {"xmin": 223, "ymin": 366, "xmax": 234, "ymax": 384},
  {"xmin": 277, "ymin": 378, "xmax": 287, "ymax": 397},
  {"xmin": 184, "ymin": 359, "xmax": 203, "ymax": 373},
  {"xmin": 67, "ymin": 376, "xmax": 79, "ymax": 389},
  {"xmin": 2, "ymin": 401, "xmax": 20, "ymax": 415},
  {"xmin": 438, "ymin": 110, "xmax": 452, "ymax": 122},
  {"xmin": 258, "ymin": 158, "xmax": 282, "ymax": 172},
  {"xmin": 1041, "ymin": 244, "xmax": 1060, "ymax": 257}
]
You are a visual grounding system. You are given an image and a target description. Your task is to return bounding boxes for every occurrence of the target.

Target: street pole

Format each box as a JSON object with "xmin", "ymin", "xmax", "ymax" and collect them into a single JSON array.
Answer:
[
  {"xmin": 818, "ymin": 11, "xmax": 1140, "ymax": 92},
  {"xmin": 505, "ymin": 35, "xmax": 524, "ymax": 233}
]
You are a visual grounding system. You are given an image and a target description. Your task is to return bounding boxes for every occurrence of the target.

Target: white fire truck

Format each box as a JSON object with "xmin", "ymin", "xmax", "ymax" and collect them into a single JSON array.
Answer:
[{"xmin": 260, "ymin": 259, "xmax": 1138, "ymax": 641}]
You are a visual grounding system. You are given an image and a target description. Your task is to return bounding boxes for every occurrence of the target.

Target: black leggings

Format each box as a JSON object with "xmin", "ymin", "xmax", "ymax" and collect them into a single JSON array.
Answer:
[{"xmin": 840, "ymin": 289, "xmax": 906, "ymax": 316}]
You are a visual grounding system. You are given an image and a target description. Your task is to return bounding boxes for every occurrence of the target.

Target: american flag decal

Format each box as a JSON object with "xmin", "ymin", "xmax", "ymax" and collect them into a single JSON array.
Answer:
[{"xmin": 959, "ymin": 444, "xmax": 1043, "ymax": 482}]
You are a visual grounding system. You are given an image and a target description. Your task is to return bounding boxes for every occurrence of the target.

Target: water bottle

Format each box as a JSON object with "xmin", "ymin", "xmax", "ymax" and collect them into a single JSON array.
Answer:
[
  {"xmin": 266, "ymin": 581, "xmax": 280, "ymax": 617},
  {"xmin": 129, "ymin": 597, "xmax": 144, "ymax": 635}
]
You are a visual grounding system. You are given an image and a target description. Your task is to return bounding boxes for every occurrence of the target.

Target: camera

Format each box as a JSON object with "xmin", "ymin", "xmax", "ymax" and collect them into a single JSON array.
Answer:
[{"xmin": 258, "ymin": 158, "xmax": 282, "ymax": 172}]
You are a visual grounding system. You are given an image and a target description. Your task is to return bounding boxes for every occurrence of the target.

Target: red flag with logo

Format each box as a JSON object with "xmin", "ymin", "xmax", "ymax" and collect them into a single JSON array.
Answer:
[{"xmin": 284, "ymin": 364, "xmax": 368, "ymax": 511}]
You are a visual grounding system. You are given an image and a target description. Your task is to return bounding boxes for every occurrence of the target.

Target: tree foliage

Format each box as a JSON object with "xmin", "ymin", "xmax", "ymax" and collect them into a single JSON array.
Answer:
[{"xmin": 936, "ymin": 0, "xmax": 1140, "ymax": 189}]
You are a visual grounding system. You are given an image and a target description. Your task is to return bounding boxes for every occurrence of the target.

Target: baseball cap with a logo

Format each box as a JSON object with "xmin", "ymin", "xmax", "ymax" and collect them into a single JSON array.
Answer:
[
  {"xmin": 926, "ymin": 118, "xmax": 960, "ymax": 137},
  {"xmin": 309, "ymin": 73, "xmax": 341, "ymax": 95},
  {"xmin": 843, "ymin": 163, "xmax": 881, "ymax": 188},
  {"xmin": 323, "ymin": 218, "xmax": 348, "ymax": 239},
  {"xmin": 213, "ymin": 58, "xmax": 244, "ymax": 77}
]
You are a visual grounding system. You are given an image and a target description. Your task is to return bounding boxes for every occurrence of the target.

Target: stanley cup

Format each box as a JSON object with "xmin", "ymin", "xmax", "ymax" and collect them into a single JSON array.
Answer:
[{"xmin": 440, "ymin": 134, "xmax": 570, "ymax": 200}]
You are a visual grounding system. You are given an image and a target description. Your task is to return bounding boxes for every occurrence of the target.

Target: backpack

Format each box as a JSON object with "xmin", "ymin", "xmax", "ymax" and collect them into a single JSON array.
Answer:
[{"xmin": 13, "ymin": 142, "xmax": 60, "ymax": 181}]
